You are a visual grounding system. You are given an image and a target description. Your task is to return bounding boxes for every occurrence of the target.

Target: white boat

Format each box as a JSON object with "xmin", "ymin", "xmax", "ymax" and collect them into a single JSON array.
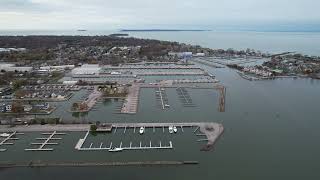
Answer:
[
  {"xmin": 0, "ymin": 133, "xmax": 10, "ymax": 138},
  {"xmin": 165, "ymin": 104, "xmax": 170, "ymax": 108},
  {"xmin": 173, "ymin": 126, "xmax": 177, "ymax": 133},
  {"xmin": 108, "ymin": 147, "xmax": 123, "ymax": 152},
  {"xmin": 139, "ymin": 127, "xmax": 145, "ymax": 134},
  {"xmin": 168, "ymin": 126, "xmax": 174, "ymax": 134}
]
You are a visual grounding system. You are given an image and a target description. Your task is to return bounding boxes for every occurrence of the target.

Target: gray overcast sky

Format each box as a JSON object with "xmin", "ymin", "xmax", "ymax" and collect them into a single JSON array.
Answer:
[{"xmin": 0, "ymin": 0, "xmax": 319, "ymax": 30}]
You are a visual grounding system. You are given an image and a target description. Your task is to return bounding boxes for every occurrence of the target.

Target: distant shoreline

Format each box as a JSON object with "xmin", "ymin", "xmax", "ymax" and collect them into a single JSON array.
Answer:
[{"xmin": 120, "ymin": 29, "xmax": 211, "ymax": 32}]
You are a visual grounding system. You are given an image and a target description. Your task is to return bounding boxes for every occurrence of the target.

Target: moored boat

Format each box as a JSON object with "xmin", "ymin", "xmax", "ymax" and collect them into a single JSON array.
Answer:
[
  {"xmin": 173, "ymin": 126, "xmax": 177, "ymax": 133},
  {"xmin": 108, "ymin": 147, "xmax": 123, "ymax": 152},
  {"xmin": 169, "ymin": 126, "xmax": 174, "ymax": 134},
  {"xmin": 0, "ymin": 133, "xmax": 10, "ymax": 138},
  {"xmin": 139, "ymin": 127, "xmax": 145, "ymax": 134}
]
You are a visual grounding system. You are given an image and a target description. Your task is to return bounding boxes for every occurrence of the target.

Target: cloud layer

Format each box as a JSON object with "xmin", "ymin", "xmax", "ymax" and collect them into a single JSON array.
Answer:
[{"xmin": 0, "ymin": 0, "xmax": 319, "ymax": 30}]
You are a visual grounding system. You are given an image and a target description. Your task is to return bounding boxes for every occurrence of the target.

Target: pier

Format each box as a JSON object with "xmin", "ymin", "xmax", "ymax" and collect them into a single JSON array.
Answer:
[
  {"xmin": 25, "ymin": 131, "xmax": 66, "ymax": 151},
  {"xmin": 121, "ymin": 84, "xmax": 140, "ymax": 114},
  {"xmin": 0, "ymin": 131, "xmax": 24, "ymax": 152},
  {"xmin": 176, "ymin": 87, "xmax": 195, "ymax": 107},
  {"xmin": 70, "ymin": 86, "xmax": 102, "ymax": 113},
  {"xmin": 214, "ymin": 85, "xmax": 226, "ymax": 112},
  {"xmin": 135, "ymin": 72, "xmax": 205, "ymax": 76},
  {"xmin": 155, "ymin": 87, "xmax": 170, "ymax": 110},
  {"xmin": 191, "ymin": 58, "xmax": 225, "ymax": 68},
  {"xmin": 75, "ymin": 130, "xmax": 173, "ymax": 151},
  {"xmin": 112, "ymin": 122, "xmax": 223, "ymax": 150},
  {"xmin": 74, "ymin": 122, "xmax": 223, "ymax": 152}
]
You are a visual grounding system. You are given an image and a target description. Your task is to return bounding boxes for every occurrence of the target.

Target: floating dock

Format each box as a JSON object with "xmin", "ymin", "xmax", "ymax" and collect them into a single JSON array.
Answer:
[
  {"xmin": 112, "ymin": 122, "xmax": 224, "ymax": 151},
  {"xmin": 155, "ymin": 87, "xmax": 170, "ymax": 110},
  {"xmin": 75, "ymin": 130, "xmax": 173, "ymax": 151},
  {"xmin": 0, "ymin": 131, "xmax": 24, "ymax": 152},
  {"xmin": 120, "ymin": 84, "xmax": 140, "ymax": 114},
  {"xmin": 176, "ymin": 87, "xmax": 195, "ymax": 107},
  {"xmin": 74, "ymin": 122, "xmax": 223, "ymax": 152},
  {"xmin": 25, "ymin": 131, "xmax": 66, "ymax": 151}
]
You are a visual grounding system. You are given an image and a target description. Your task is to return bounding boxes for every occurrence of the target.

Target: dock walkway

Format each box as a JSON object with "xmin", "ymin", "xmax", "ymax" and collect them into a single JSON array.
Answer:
[
  {"xmin": 25, "ymin": 131, "xmax": 66, "ymax": 151},
  {"xmin": 0, "ymin": 131, "xmax": 24, "ymax": 152},
  {"xmin": 120, "ymin": 84, "xmax": 140, "ymax": 114}
]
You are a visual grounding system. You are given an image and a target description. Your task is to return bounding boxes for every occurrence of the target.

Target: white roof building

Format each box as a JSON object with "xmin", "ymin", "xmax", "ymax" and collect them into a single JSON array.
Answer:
[
  {"xmin": 0, "ymin": 63, "xmax": 33, "ymax": 72},
  {"xmin": 194, "ymin": 53, "xmax": 205, "ymax": 57},
  {"xmin": 63, "ymin": 80, "xmax": 78, "ymax": 85},
  {"xmin": 40, "ymin": 65, "xmax": 75, "ymax": 71},
  {"xmin": 71, "ymin": 64, "xmax": 101, "ymax": 76}
]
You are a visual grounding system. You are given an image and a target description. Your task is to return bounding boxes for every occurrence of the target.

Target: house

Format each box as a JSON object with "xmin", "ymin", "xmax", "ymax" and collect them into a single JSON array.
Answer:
[
  {"xmin": 51, "ymin": 93, "xmax": 57, "ymax": 98},
  {"xmin": 0, "ymin": 104, "xmax": 6, "ymax": 112},
  {"xmin": 111, "ymin": 71, "xmax": 121, "ymax": 75},
  {"xmin": 5, "ymin": 104, "xmax": 12, "ymax": 112},
  {"xmin": 194, "ymin": 53, "xmax": 205, "ymax": 57},
  {"xmin": 0, "ymin": 86, "xmax": 12, "ymax": 96},
  {"xmin": 56, "ymin": 95, "xmax": 65, "ymax": 100},
  {"xmin": 23, "ymin": 105, "xmax": 33, "ymax": 112},
  {"xmin": 34, "ymin": 103, "xmax": 50, "ymax": 110}
]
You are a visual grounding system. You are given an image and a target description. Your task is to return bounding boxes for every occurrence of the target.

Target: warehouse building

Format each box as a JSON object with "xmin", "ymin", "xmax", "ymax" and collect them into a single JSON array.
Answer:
[
  {"xmin": 71, "ymin": 64, "xmax": 101, "ymax": 76},
  {"xmin": 0, "ymin": 63, "xmax": 33, "ymax": 72}
]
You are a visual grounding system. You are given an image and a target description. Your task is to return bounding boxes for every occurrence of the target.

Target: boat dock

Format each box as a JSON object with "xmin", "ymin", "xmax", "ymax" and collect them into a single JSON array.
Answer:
[
  {"xmin": 176, "ymin": 87, "xmax": 195, "ymax": 107},
  {"xmin": 120, "ymin": 84, "xmax": 140, "ymax": 114},
  {"xmin": 172, "ymin": 79, "xmax": 218, "ymax": 84},
  {"xmin": 135, "ymin": 72, "xmax": 205, "ymax": 76},
  {"xmin": 155, "ymin": 87, "xmax": 170, "ymax": 110},
  {"xmin": 114, "ymin": 122, "xmax": 223, "ymax": 151},
  {"xmin": 75, "ymin": 122, "xmax": 223, "ymax": 152},
  {"xmin": 191, "ymin": 58, "xmax": 225, "ymax": 68},
  {"xmin": 25, "ymin": 131, "xmax": 66, "ymax": 151},
  {"xmin": 75, "ymin": 130, "xmax": 173, "ymax": 151},
  {"xmin": 71, "ymin": 86, "xmax": 102, "ymax": 113},
  {"xmin": 0, "ymin": 131, "xmax": 24, "ymax": 152}
]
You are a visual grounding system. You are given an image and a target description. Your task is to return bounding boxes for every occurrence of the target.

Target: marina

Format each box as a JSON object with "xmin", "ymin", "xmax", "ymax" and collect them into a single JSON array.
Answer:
[
  {"xmin": 75, "ymin": 122, "xmax": 222, "ymax": 152},
  {"xmin": 0, "ymin": 22, "xmax": 319, "ymax": 180},
  {"xmin": 76, "ymin": 130, "xmax": 173, "ymax": 152}
]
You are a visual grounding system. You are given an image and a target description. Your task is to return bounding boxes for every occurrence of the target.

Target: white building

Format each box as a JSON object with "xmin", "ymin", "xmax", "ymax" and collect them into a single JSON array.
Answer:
[
  {"xmin": 0, "ymin": 48, "xmax": 26, "ymax": 52},
  {"xmin": 0, "ymin": 63, "xmax": 33, "ymax": 72},
  {"xmin": 168, "ymin": 52, "xmax": 193, "ymax": 58},
  {"xmin": 5, "ymin": 104, "xmax": 12, "ymax": 112},
  {"xmin": 71, "ymin": 64, "xmax": 101, "ymax": 76},
  {"xmin": 111, "ymin": 71, "xmax": 121, "ymax": 75},
  {"xmin": 40, "ymin": 65, "xmax": 75, "ymax": 71},
  {"xmin": 194, "ymin": 53, "xmax": 205, "ymax": 57},
  {"xmin": 63, "ymin": 80, "xmax": 78, "ymax": 85}
]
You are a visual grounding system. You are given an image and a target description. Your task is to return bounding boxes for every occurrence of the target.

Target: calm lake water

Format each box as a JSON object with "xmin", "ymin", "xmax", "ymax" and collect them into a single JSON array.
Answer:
[
  {"xmin": 1, "ymin": 31, "xmax": 320, "ymax": 179},
  {"xmin": 1, "ymin": 30, "xmax": 320, "ymax": 55}
]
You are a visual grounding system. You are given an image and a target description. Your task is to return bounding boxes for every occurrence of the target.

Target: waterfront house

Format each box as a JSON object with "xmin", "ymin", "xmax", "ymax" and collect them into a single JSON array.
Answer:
[
  {"xmin": 34, "ymin": 103, "xmax": 50, "ymax": 110},
  {"xmin": 23, "ymin": 105, "xmax": 33, "ymax": 112},
  {"xmin": 5, "ymin": 104, "xmax": 12, "ymax": 112}
]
